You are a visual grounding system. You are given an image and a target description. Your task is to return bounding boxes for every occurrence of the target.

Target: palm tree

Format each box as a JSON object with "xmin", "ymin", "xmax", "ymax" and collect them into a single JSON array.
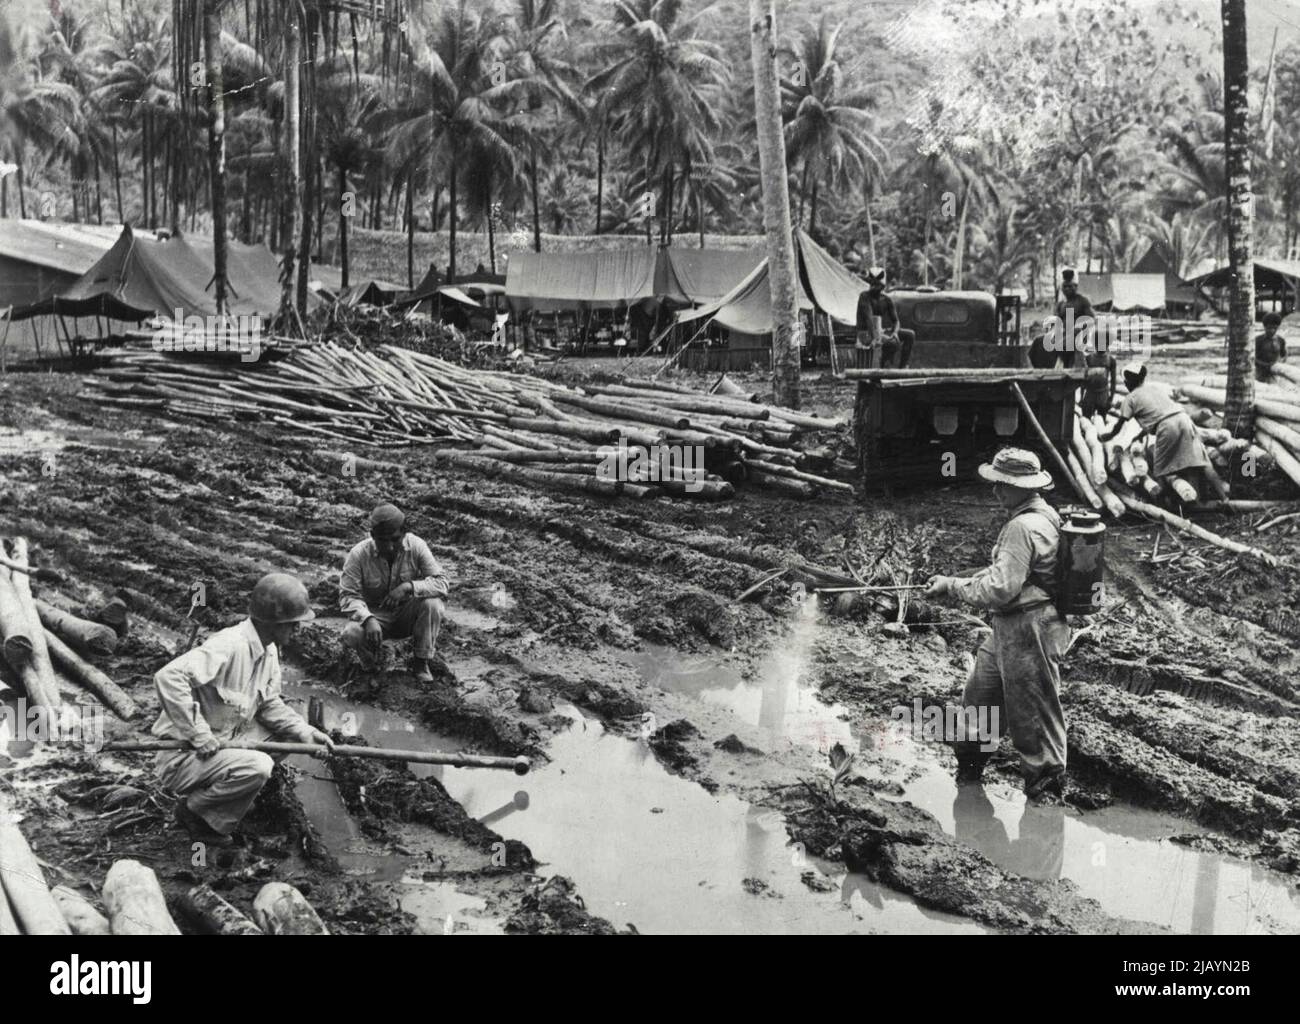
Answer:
[
  {"xmin": 317, "ymin": 61, "xmax": 385, "ymax": 289},
  {"xmin": 383, "ymin": 0, "xmax": 518, "ymax": 282},
  {"xmin": 780, "ymin": 16, "xmax": 885, "ymax": 237},
  {"xmin": 969, "ymin": 190, "xmax": 1036, "ymax": 294},
  {"xmin": 1143, "ymin": 211, "xmax": 1215, "ymax": 280},
  {"xmin": 1221, "ymin": 0, "xmax": 1255, "ymax": 436},
  {"xmin": 587, "ymin": 0, "xmax": 730, "ymax": 246}
]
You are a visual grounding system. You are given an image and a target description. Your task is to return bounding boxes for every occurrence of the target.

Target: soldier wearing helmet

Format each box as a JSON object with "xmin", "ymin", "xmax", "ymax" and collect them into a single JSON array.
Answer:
[{"xmin": 152, "ymin": 572, "xmax": 334, "ymax": 844}]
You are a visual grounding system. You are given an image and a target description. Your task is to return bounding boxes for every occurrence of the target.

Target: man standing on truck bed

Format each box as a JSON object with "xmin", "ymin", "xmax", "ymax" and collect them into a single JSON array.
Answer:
[
  {"xmin": 855, "ymin": 267, "xmax": 914, "ymax": 368},
  {"xmin": 924, "ymin": 449, "xmax": 1070, "ymax": 801}
]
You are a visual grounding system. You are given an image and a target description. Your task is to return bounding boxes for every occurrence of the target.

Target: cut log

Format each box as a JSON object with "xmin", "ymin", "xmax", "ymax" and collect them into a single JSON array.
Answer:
[
  {"xmin": 1117, "ymin": 448, "xmax": 1140, "ymax": 487},
  {"xmin": 2, "ymin": 540, "xmax": 59, "ymax": 710},
  {"xmin": 0, "ymin": 805, "xmax": 70, "ymax": 934},
  {"xmin": 182, "ymin": 884, "xmax": 263, "ymax": 935},
  {"xmin": 0, "ymin": 887, "xmax": 18, "ymax": 935},
  {"xmin": 1094, "ymin": 480, "xmax": 1126, "ymax": 518},
  {"xmin": 1256, "ymin": 415, "xmax": 1300, "ymax": 453},
  {"xmin": 51, "ymin": 885, "xmax": 112, "ymax": 936},
  {"xmin": 1168, "ymin": 476, "xmax": 1199, "ymax": 503},
  {"xmin": 1110, "ymin": 483, "xmax": 1279, "ymax": 565},
  {"xmin": 35, "ymin": 600, "xmax": 119, "ymax": 657},
  {"xmin": 43, "ymin": 628, "xmax": 138, "ymax": 720},
  {"xmin": 1179, "ymin": 383, "xmax": 1300, "ymax": 425},
  {"xmin": 1077, "ymin": 416, "xmax": 1108, "ymax": 486},
  {"xmin": 1255, "ymin": 428, "xmax": 1300, "ymax": 491},
  {"xmin": 252, "ymin": 882, "xmax": 330, "ymax": 935},
  {"xmin": 1066, "ymin": 451, "xmax": 1103, "ymax": 510},
  {"xmin": 1271, "ymin": 362, "xmax": 1300, "ymax": 388},
  {"xmin": 103, "ymin": 859, "xmax": 181, "ymax": 935},
  {"xmin": 0, "ymin": 569, "xmax": 35, "ymax": 674},
  {"xmin": 746, "ymin": 470, "xmax": 817, "ymax": 498}
]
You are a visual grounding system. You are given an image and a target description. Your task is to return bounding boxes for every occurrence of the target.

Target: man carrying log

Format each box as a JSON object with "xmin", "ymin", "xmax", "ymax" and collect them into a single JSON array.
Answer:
[
  {"xmin": 1256, "ymin": 311, "xmax": 1288, "ymax": 383},
  {"xmin": 152, "ymin": 573, "xmax": 333, "ymax": 845},
  {"xmin": 339, "ymin": 503, "xmax": 449, "ymax": 684},
  {"xmin": 855, "ymin": 267, "xmax": 914, "ymax": 369},
  {"xmin": 924, "ymin": 449, "xmax": 1070, "ymax": 801},
  {"xmin": 1100, "ymin": 361, "xmax": 1208, "ymax": 501}
]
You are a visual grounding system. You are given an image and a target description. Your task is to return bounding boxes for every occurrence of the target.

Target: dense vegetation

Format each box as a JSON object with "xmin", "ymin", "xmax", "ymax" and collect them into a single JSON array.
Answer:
[{"xmin": 1, "ymin": 0, "xmax": 1296, "ymax": 297}]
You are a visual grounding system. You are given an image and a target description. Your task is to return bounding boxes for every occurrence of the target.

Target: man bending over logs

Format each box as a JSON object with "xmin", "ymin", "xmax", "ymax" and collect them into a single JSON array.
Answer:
[
  {"xmin": 1100, "ymin": 361, "xmax": 1209, "ymax": 503},
  {"xmin": 339, "ymin": 503, "xmax": 449, "ymax": 683},
  {"xmin": 154, "ymin": 573, "xmax": 333, "ymax": 845}
]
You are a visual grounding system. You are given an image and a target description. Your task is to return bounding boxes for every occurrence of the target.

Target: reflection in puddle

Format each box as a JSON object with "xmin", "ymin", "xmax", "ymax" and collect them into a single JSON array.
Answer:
[
  {"xmin": 284, "ymin": 684, "xmax": 983, "ymax": 934},
  {"xmin": 630, "ymin": 606, "xmax": 1300, "ymax": 935}
]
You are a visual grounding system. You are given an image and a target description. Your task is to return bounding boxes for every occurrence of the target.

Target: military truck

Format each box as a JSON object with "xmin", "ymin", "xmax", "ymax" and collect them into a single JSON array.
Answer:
[{"xmin": 852, "ymin": 289, "xmax": 1095, "ymax": 488}]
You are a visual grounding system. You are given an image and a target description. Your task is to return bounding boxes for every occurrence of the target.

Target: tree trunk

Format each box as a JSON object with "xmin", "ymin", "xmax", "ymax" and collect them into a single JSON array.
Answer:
[
  {"xmin": 595, "ymin": 130, "xmax": 604, "ymax": 235},
  {"xmin": 487, "ymin": 177, "xmax": 496, "ymax": 274},
  {"xmin": 14, "ymin": 151, "xmax": 25, "ymax": 218},
  {"xmin": 529, "ymin": 143, "xmax": 541, "ymax": 253},
  {"xmin": 809, "ymin": 178, "xmax": 818, "ymax": 235},
  {"xmin": 205, "ymin": 0, "xmax": 228, "ymax": 313},
  {"xmin": 449, "ymin": 163, "xmax": 458, "ymax": 281},
  {"xmin": 338, "ymin": 164, "xmax": 349, "ymax": 289},
  {"xmin": 279, "ymin": 18, "xmax": 302, "ymax": 328},
  {"xmin": 865, "ymin": 190, "xmax": 877, "ymax": 267},
  {"xmin": 111, "ymin": 125, "xmax": 123, "ymax": 223},
  {"xmin": 750, "ymin": 0, "xmax": 801, "ymax": 409},
  {"xmin": 1223, "ymin": 0, "xmax": 1257, "ymax": 436},
  {"xmin": 405, "ymin": 178, "xmax": 414, "ymax": 288},
  {"xmin": 953, "ymin": 186, "xmax": 971, "ymax": 289},
  {"xmin": 297, "ymin": 21, "xmax": 317, "ymax": 315}
]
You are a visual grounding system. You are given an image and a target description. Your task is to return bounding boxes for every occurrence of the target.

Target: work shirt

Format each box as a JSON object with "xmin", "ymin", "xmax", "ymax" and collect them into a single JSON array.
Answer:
[
  {"xmin": 949, "ymin": 494, "xmax": 1061, "ymax": 613},
  {"xmin": 1119, "ymin": 385, "xmax": 1182, "ymax": 432},
  {"xmin": 856, "ymin": 290, "xmax": 899, "ymax": 333},
  {"xmin": 1256, "ymin": 331, "xmax": 1287, "ymax": 368},
  {"xmin": 151, "ymin": 619, "xmax": 313, "ymax": 746},
  {"xmin": 339, "ymin": 533, "xmax": 449, "ymax": 623}
]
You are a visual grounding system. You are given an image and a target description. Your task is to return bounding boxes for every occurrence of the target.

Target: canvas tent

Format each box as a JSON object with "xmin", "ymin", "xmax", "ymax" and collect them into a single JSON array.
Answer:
[
  {"xmin": 8, "ymin": 224, "xmax": 304, "ymax": 322},
  {"xmin": 0, "ymin": 219, "xmax": 116, "ymax": 309},
  {"xmin": 337, "ymin": 278, "xmax": 406, "ymax": 307},
  {"xmin": 656, "ymin": 248, "xmax": 764, "ymax": 307},
  {"xmin": 1077, "ymin": 272, "xmax": 1166, "ymax": 312},
  {"xmin": 1132, "ymin": 245, "xmax": 1202, "ymax": 312},
  {"xmin": 505, "ymin": 248, "xmax": 660, "ymax": 314}
]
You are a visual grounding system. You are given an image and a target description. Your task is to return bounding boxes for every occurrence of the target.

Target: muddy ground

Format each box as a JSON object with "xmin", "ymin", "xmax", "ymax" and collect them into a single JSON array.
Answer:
[{"xmin": 1, "ymin": 346, "xmax": 1298, "ymax": 935}]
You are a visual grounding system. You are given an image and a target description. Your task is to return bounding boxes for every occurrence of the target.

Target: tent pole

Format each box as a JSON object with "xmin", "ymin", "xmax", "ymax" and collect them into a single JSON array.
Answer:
[{"xmin": 0, "ymin": 307, "xmax": 11, "ymax": 374}]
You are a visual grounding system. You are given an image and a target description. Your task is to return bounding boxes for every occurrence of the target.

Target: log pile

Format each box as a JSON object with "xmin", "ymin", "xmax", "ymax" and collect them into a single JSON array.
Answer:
[
  {"xmin": 0, "ymin": 536, "xmax": 138, "ymax": 723},
  {"xmin": 82, "ymin": 344, "xmax": 851, "ymax": 500},
  {"xmin": 1051, "ymin": 381, "xmax": 1292, "ymax": 566},
  {"xmin": 1177, "ymin": 374, "xmax": 1300, "ymax": 493}
]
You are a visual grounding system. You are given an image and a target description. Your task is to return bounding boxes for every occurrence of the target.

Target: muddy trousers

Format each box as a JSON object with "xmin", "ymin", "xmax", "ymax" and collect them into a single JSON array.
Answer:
[
  {"xmin": 341, "ymin": 596, "xmax": 444, "ymax": 661},
  {"xmin": 155, "ymin": 722, "xmax": 280, "ymax": 836},
  {"xmin": 953, "ymin": 603, "xmax": 1069, "ymax": 788}
]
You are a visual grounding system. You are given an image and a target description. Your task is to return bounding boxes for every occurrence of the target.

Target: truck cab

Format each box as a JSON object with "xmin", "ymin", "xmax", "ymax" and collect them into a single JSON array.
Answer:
[{"xmin": 888, "ymin": 289, "xmax": 1026, "ymax": 368}]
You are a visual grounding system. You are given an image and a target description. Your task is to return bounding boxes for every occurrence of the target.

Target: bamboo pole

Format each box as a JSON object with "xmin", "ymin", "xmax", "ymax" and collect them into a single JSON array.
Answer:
[
  {"xmin": 102, "ymin": 739, "xmax": 532, "ymax": 774},
  {"xmin": 1110, "ymin": 483, "xmax": 1279, "ymax": 565},
  {"xmin": 1008, "ymin": 382, "xmax": 1088, "ymax": 503}
]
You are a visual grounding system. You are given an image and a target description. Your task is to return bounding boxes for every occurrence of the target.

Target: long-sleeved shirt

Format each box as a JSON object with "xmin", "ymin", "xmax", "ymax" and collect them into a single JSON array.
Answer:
[
  {"xmin": 338, "ymin": 533, "xmax": 449, "ymax": 623},
  {"xmin": 151, "ymin": 618, "xmax": 313, "ymax": 745},
  {"xmin": 949, "ymin": 495, "xmax": 1061, "ymax": 612}
]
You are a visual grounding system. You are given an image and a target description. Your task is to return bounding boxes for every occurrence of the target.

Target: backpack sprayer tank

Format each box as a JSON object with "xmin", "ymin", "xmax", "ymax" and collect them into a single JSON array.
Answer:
[{"xmin": 1056, "ymin": 509, "xmax": 1106, "ymax": 616}]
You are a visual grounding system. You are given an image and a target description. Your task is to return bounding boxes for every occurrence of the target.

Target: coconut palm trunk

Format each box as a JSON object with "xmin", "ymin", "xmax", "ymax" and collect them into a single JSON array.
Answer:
[
  {"xmin": 1222, "ymin": 0, "xmax": 1256, "ymax": 436},
  {"xmin": 204, "ymin": 0, "xmax": 228, "ymax": 314},
  {"xmin": 338, "ymin": 165, "xmax": 350, "ymax": 289},
  {"xmin": 279, "ymin": 18, "xmax": 301, "ymax": 328},
  {"xmin": 750, "ymin": 0, "xmax": 801, "ymax": 408}
]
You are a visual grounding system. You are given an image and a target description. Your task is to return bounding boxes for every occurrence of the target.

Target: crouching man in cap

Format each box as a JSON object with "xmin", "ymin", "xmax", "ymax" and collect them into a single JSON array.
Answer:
[
  {"xmin": 339, "ymin": 503, "xmax": 449, "ymax": 683},
  {"xmin": 924, "ymin": 449, "xmax": 1070, "ymax": 800},
  {"xmin": 153, "ymin": 572, "xmax": 334, "ymax": 844}
]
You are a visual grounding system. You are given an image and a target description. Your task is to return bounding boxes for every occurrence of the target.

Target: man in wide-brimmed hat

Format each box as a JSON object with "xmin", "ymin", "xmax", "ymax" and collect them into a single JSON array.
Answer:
[
  {"xmin": 854, "ymin": 266, "xmax": 914, "ymax": 368},
  {"xmin": 925, "ymin": 448, "xmax": 1070, "ymax": 800}
]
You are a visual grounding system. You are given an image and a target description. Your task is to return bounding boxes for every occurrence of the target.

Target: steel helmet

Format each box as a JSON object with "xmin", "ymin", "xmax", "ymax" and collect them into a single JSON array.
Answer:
[{"xmin": 248, "ymin": 573, "xmax": 316, "ymax": 623}]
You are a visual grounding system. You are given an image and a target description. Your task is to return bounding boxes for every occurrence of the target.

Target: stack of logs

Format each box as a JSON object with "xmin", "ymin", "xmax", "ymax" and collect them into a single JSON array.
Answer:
[
  {"xmin": 1055, "ymin": 381, "xmax": 1291, "ymax": 565},
  {"xmin": 83, "ymin": 346, "xmax": 850, "ymax": 500},
  {"xmin": 0, "ymin": 537, "xmax": 137, "ymax": 723},
  {"xmin": 0, "ymin": 814, "xmax": 328, "ymax": 935}
]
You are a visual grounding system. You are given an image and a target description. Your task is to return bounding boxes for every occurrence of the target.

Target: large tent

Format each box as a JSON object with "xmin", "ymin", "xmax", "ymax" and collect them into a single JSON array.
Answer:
[
  {"xmin": 675, "ymin": 232, "xmax": 864, "ymax": 337},
  {"xmin": 8, "ymin": 224, "xmax": 304, "ymax": 322},
  {"xmin": 1077, "ymin": 272, "xmax": 1166, "ymax": 312},
  {"xmin": 0, "ymin": 219, "xmax": 116, "ymax": 309},
  {"xmin": 656, "ymin": 248, "xmax": 764, "ymax": 307},
  {"xmin": 1132, "ymin": 244, "xmax": 1202, "ymax": 312}
]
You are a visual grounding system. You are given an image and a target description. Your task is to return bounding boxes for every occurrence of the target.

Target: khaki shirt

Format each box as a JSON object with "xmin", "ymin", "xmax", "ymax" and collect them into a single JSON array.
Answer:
[
  {"xmin": 339, "ymin": 533, "xmax": 449, "ymax": 623},
  {"xmin": 949, "ymin": 495, "xmax": 1060, "ymax": 612},
  {"xmin": 151, "ymin": 619, "xmax": 313, "ymax": 745}
]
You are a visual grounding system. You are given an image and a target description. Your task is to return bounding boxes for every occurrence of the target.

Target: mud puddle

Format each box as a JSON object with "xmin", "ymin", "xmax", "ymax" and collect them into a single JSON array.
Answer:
[
  {"xmin": 630, "ymin": 604, "xmax": 1300, "ymax": 935},
  {"xmin": 0, "ymin": 424, "xmax": 163, "ymax": 454},
  {"xmin": 282, "ymin": 679, "xmax": 983, "ymax": 934}
]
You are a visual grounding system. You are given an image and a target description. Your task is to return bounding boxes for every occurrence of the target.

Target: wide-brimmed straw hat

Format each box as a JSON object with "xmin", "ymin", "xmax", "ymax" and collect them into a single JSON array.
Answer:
[{"xmin": 977, "ymin": 447, "xmax": 1053, "ymax": 490}]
